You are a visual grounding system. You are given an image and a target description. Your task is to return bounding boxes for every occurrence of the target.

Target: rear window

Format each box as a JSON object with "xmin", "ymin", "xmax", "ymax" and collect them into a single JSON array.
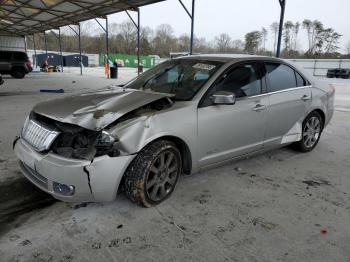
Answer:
[
  {"xmin": 295, "ymin": 71, "xmax": 307, "ymax": 87},
  {"xmin": 265, "ymin": 63, "xmax": 297, "ymax": 92}
]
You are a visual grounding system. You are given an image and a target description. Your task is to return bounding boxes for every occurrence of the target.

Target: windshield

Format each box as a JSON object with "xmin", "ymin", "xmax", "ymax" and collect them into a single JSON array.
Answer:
[{"xmin": 125, "ymin": 59, "xmax": 224, "ymax": 100}]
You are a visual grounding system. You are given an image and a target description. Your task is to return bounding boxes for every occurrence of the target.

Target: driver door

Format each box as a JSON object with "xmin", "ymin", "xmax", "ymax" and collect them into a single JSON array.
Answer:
[{"xmin": 197, "ymin": 62, "xmax": 269, "ymax": 167}]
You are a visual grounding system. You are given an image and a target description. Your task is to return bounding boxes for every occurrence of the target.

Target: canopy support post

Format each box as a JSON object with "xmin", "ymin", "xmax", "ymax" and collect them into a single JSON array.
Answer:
[
  {"xmin": 78, "ymin": 23, "xmax": 82, "ymax": 75},
  {"xmin": 58, "ymin": 28, "xmax": 63, "ymax": 72},
  {"xmin": 95, "ymin": 17, "xmax": 110, "ymax": 78},
  {"xmin": 32, "ymin": 34, "xmax": 37, "ymax": 69},
  {"xmin": 44, "ymin": 31, "xmax": 48, "ymax": 57},
  {"xmin": 178, "ymin": 0, "xmax": 195, "ymax": 55},
  {"xmin": 125, "ymin": 9, "xmax": 141, "ymax": 75},
  {"xmin": 276, "ymin": 0, "xmax": 286, "ymax": 58}
]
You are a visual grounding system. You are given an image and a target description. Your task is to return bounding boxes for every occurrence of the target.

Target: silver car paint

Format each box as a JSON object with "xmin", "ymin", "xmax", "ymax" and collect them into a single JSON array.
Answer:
[
  {"xmin": 14, "ymin": 55, "xmax": 335, "ymax": 202},
  {"xmin": 33, "ymin": 86, "xmax": 173, "ymax": 131}
]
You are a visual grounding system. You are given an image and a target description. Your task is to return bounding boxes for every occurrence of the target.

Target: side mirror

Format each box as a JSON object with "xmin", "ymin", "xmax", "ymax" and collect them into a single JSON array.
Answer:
[{"xmin": 211, "ymin": 91, "xmax": 236, "ymax": 105}]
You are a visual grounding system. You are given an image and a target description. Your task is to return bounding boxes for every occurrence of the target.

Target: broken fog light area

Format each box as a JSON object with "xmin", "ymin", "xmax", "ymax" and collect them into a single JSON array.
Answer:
[{"xmin": 53, "ymin": 182, "xmax": 75, "ymax": 196}]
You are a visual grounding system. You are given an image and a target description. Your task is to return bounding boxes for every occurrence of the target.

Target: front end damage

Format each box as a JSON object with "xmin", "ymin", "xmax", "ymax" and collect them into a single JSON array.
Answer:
[{"xmin": 14, "ymin": 88, "xmax": 174, "ymax": 202}]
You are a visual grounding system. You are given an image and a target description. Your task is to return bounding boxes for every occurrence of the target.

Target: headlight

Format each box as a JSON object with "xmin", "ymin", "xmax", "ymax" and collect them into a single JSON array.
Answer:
[
  {"xmin": 96, "ymin": 131, "xmax": 116, "ymax": 147},
  {"xmin": 95, "ymin": 131, "xmax": 120, "ymax": 157}
]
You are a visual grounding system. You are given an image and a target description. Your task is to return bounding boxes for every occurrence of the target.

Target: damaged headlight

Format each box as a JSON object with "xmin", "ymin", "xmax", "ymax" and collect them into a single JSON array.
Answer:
[
  {"xmin": 94, "ymin": 131, "xmax": 120, "ymax": 158},
  {"xmin": 96, "ymin": 131, "xmax": 116, "ymax": 147}
]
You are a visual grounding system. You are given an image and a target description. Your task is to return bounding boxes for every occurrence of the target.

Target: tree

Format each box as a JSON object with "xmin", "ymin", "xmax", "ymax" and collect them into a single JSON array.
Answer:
[
  {"xmin": 302, "ymin": 20, "xmax": 324, "ymax": 54},
  {"xmin": 283, "ymin": 21, "xmax": 294, "ymax": 50},
  {"xmin": 152, "ymin": 24, "xmax": 176, "ymax": 57},
  {"xmin": 244, "ymin": 31, "xmax": 262, "ymax": 54},
  {"xmin": 231, "ymin": 39, "xmax": 244, "ymax": 53},
  {"xmin": 270, "ymin": 22, "xmax": 279, "ymax": 54},
  {"xmin": 302, "ymin": 19, "xmax": 313, "ymax": 51},
  {"xmin": 346, "ymin": 42, "xmax": 350, "ymax": 55},
  {"xmin": 261, "ymin": 27, "xmax": 268, "ymax": 52},
  {"xmin": 322, "ymin": 28, "xmax": 341, "ymax": 54},
  {"xmin": 215, "ymin": 33, "xmax": 232, "ymax": 53},
  {"xmin": 292, "ymin": 22, "xmax": 300, "ymax": 50}
]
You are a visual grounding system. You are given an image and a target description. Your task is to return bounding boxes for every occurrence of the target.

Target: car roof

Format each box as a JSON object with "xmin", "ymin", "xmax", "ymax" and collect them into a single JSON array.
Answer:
[{"xmin": 179, "ymin": 54, "xmax": 284, "ymax": 63}]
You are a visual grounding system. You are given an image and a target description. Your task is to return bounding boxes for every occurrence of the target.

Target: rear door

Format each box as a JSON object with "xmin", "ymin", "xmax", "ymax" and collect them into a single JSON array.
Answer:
[{"xmin": 264, "ymin": 62, "xmax": 311, "ymax": 146}]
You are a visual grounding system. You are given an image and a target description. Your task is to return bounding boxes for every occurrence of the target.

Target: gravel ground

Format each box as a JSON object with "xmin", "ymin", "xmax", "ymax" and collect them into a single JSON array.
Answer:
[{"xmin": 0, "ymin": 69, "xmax": 349, "ymax": 262}]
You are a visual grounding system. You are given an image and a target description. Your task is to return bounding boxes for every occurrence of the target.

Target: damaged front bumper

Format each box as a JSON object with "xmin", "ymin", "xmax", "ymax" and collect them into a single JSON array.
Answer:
[{"xmin": 14, "ymin": 138, "xmax": 136, "ymax": 202}]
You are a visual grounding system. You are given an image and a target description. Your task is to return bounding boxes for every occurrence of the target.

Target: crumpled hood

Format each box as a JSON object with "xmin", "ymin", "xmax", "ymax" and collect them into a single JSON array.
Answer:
[{"xmin": 33, "ymin": 87, "xmax": 171, "ymax": 131}]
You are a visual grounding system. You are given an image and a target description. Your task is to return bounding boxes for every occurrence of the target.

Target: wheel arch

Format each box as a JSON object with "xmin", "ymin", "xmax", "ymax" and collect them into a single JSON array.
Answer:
[
  {"xmin": 310, "ymin": 108, "xmax": 325, "ymax": 130},
  {"xmin": 145, "ymin": 135, "xmax": 192, "ymax": 175}
]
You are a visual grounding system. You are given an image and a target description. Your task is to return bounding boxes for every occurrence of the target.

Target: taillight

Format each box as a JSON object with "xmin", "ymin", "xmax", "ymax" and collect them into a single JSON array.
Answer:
[{"xmin": 26, "ymin": 60, "xmax": 32, "ymax": 68}]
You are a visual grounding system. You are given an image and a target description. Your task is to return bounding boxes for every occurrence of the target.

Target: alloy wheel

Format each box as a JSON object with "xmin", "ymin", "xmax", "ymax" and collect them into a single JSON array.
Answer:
[
  {"xmin": 303, "ymin": 116, "xmax": 321, "ymax": 148},
  {"xmin": 146, "ymin": 150, "xmax": 179, "ymax": 202}
]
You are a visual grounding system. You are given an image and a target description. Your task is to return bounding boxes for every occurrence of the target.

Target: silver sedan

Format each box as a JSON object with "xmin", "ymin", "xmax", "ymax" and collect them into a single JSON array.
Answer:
[{"xmin": 14, "ymin": 55, "xmax": 335, "ymax": 207}]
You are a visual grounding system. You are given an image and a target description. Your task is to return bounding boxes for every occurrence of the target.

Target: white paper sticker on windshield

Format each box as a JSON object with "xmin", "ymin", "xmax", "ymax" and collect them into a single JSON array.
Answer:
[{"xmin": 193, "ymin": 63, "xmax": 216, "ymax": 71}]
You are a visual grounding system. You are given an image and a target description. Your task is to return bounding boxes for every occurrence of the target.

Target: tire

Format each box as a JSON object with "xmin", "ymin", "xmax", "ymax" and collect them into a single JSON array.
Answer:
[
  {"xmin": 293, "ymin": 111, "xmax": 324, "ymax": 152},
  {"xmin": 124, "ymin": 140, "xmax": 182, "ymax": 207},
  {"xmin": 11, "ymin": 68, "xmax": 26, "ymax": 79}
]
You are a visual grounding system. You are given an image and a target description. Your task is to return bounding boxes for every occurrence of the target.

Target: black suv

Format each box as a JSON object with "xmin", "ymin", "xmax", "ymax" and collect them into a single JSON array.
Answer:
[{"xmin": 0, "ymin": 51, "xmax": 33, "ymax": 79}]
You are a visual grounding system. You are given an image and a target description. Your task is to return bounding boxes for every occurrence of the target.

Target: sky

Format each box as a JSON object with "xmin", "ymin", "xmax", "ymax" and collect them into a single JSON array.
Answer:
[{"xmin": 105, "ymin": 0, "xmax": 350, "ymax": 53}]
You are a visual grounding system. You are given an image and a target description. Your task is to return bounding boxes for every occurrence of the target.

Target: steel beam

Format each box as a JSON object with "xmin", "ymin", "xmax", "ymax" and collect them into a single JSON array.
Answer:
[
  {"xmin": 137, "ymin": 9, "xmax": 140, "ymax": 75},
  {"xmin": 94, "ymin": 17, "xmax": 109, "ymax": 77},
  {"xmin": 44, "ymin": 31, "xmax": 48, "ymax": 57},
  {"xmin": 190, "ymin": 0, "xmax": 195, "ymax": 55},
  {"xmin": 58, "ymin": 28, "xmax": 64, "ymax": 72},
  {"xmin": 78, "ymin": 23, "xmax": 82, "ymax": 75},
  {"xmin": 33, "ymin": 34, "xmax": 37, "ymax": 68},
  {"xmin": 106, "ymin": 16, "xmax": 110, "ymax": 78},
  {"xmin": 276, "ymin": 0, "xmax": 286, "ymax": 58},
  {"xmin": 24, "ymin": 35, "xmax": 28, "ymax": 53},
  {"xmin": 125, "ymin": 9, "xmax": 141, "ymax": 75},
  {"xmin": 50, "ymin": 29, "xmax": 64, "ymax": 72},
  {"xmin": 178, "ymin": 0, "xmax": 195, "ymax": 55}
]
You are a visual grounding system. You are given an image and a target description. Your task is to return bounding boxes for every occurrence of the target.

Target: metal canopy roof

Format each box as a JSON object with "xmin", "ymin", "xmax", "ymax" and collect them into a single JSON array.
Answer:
[{"xmin": 0, "ymin": 0, "xmax": 165, "ymax": 35}]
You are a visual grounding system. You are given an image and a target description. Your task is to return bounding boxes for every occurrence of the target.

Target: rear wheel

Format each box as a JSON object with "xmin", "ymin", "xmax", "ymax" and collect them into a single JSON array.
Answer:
[
  {"xmin": 11, "ymin": 68, "xmax": 25, "ymax": 79},
  {"xmin": 293, "ymin": 111, "xmax": 323, "ymax": 152},
  {"xmin": 124, "ymin": 140, "xmax": 181, "ymax": 207}
]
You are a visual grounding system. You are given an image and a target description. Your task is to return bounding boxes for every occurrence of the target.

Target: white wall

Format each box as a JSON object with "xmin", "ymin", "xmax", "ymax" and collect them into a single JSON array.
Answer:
[
  {"xmin": 0, "ymin": 35, "xmax": 25, "ymax": 51},
  {"xmin": 288, "ymin": 59, "xmax": 350, "ymax": 77}
]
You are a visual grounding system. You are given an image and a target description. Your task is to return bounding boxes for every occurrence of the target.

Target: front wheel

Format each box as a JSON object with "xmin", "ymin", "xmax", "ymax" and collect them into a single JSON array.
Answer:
[
  {"xmin": 124, "ymin": 140, "xmax": 182, "ymax": 207},
  {"xmin": 293, "ymin": 111, "xmax": 323, "ymax": 152}
]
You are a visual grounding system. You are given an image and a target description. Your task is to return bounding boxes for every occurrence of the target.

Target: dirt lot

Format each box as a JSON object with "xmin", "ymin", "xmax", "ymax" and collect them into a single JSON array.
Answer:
[{"xmin": 0, "ymin": 69, "xmax": 349, "ymax": 262}]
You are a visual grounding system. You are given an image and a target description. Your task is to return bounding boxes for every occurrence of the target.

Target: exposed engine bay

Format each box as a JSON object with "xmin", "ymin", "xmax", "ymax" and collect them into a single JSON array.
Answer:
[{"xmin": 31, "ymin": 97, "xmax": 173, "ymax": 160}]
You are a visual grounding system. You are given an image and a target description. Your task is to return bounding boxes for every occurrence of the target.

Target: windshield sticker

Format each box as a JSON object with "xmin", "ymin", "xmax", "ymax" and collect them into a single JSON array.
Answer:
[{"xmin": 193, "ymin": 63, "xmax": 216, "ymax": 71}]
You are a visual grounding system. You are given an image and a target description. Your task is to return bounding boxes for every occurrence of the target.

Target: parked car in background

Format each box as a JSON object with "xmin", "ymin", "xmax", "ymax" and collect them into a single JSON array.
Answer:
[
  {"xmin": 327, "ymin": 68, "xmax": 350, "ymax": 79},
  {"xmin": 14, "ymin": 55, "xmax": 335, "ymax": 207},
  {"xmin": 0, "ymin": 51, "xmax": 32, "ymax": 79}
]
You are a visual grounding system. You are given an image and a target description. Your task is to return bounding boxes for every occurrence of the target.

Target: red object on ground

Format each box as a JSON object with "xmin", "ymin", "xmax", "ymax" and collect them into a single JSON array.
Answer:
[{"xmin": 320, "ymin": 229, "xmax": 328, "ymax": 235}]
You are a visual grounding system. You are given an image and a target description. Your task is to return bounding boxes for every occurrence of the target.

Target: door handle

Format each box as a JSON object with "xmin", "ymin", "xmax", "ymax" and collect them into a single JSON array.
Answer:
[
  {"xmin": 301, "ymin": 95, "xmax": 311, "ymax": 101},
  {"xmin": 252, "ymin": 104, "xmax": 267, "ymax": 112}
]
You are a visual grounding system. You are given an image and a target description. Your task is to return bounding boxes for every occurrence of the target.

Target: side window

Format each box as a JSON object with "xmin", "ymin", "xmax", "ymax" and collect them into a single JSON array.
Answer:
[
  {"xmin": 295, "ymin": 71, "xmax": 307, "ymax": 87},
  {"xmin": 213, "ymin": 63, "xmax": 261, "ymax": 98},
  {"xmin": 265, "ymin": 63, "xmax": 297, "ymax": 92}
]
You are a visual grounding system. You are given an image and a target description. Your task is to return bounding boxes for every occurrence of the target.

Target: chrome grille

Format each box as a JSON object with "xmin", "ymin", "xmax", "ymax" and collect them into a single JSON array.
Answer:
[{"xmin": 21, "ymin": 118, "xmax": 60, "ymax": 151}]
